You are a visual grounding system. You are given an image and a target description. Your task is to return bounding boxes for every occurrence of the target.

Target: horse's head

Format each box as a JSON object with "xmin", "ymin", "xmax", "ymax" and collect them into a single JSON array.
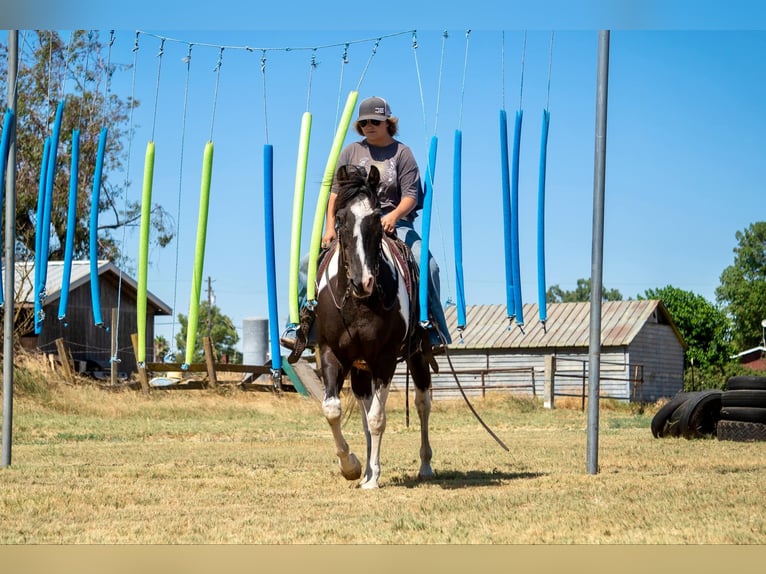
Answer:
[{"xmin": 334, "ymin": 164, "xmax": 382, "ymax": 299}]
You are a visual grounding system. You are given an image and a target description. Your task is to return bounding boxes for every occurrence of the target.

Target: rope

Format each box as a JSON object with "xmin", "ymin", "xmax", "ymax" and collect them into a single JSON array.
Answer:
[
  {"xmin": 260, "ymin": 50, "xmax": 269, "ymax": 144},
  {"xmin": 170, "ymin": 43, "xmax": 193, "ymax": 350},
  {"xmin": 335, "ymin": 43, "xmax": 349, "ymax": 128},
  {"xmin": 458, "ymin": 29, "xmax": 471, "ymax": 130},
  {"xmin": 411, "ymin": 32, "xmax": 429, "ymax": 140},
  {"xmin": 209, "ymin": 47, "xmax": 224, "ymax": 141},
  {"xmin": 546, "ymin": 31, "xmax": 555, "ymax": 110},
  {"xmin": 354, "ymin": 37, "xmax": 379, "ymax": 91},
  {"xmin": 519, "ymin": 31, "xmax": 527, "ymax": 110},
  {"xmin": 150, "ymin": 38, "xmax": 165, "ymax": 141},
  {"xmin": 113, "ymin": 31, "xmax": 141, "ymax": 356},
  {"xmin": 501, "ymin": 31, "xmax": 505, "ymax": 110},
  {"xmin": 136, "ymin": 29, "xmax": 413, "ymax": 55},
  {"xmin": 433, "ymin": 30, "xmax": 448, "ymax": 135},
  {"xmin": 305, "ymin": 48, "xmax": 317, "ymax": 112}
]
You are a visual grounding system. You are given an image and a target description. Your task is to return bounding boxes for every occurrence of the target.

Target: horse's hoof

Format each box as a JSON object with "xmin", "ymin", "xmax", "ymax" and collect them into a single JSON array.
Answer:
[
  {"xmin": 359, "ymin": 479, "xmax": 380, "ymax": 490},
  {"xmin": 418, "ymin": 466, "xmax": 434, "ymax": 481},
  {"xmin": 340, "ymin": 454, "xmax": 362, "ymax": 480}
]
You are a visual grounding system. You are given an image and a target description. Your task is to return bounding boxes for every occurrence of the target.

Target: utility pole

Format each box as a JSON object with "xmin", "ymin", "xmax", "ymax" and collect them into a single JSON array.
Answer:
[{"xmin": 206, "ymin": 276, "xmax": 214, "ymax": 339}]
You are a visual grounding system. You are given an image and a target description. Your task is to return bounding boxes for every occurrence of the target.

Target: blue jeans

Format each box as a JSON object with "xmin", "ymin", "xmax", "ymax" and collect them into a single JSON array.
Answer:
[{"xmin": 295, "ymin": 220, "xmax": 451, "ymax": 346}]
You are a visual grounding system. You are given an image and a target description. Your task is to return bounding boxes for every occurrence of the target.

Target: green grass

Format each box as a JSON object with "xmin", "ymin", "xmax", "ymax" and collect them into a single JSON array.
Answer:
[{"xmin": 1, "ymin": 378, "xmax": 765, "ymax": 544}]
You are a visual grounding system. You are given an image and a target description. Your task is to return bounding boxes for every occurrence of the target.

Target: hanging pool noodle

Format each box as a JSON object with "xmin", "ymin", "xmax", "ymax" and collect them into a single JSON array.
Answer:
[
  {"xmin": 34, "ymin": 137, "xmax": 51, "ymax": 334},
  {"xmin": 307, "ymin": 90, "xmax": 358, "ymax": 302},
  {"xmin": 39, "ymin": 101, "xmax": 65, "ymax": 301},
  {"xmin": 288, "ymin": 112, "xmax": 312, "ymax": 325},
  {"xmin": 452, "ymin": 129, "xmax": 466, "ymax": 330},
  {"xmin": 89, "ymin": 127, "xmax": 108, "ymax": 327},
  {"xmin": 136, "ymin": 141, "xmax": 155, "ymax": 365},
  {"xmin": 499, "ymin": 110, "xmax": 515, "ymax": 320},
  {"xmin": 511, "ymin": 109, "xmax": 524, "ymax": 326},
  {"xmin": 263, "ymin": 144, "xmax": 281, "ymax": 372},
  {"xmin": 537, "ymin": 109, "xmax": 551, "ymax": 324},
  {"xmin": 418, "ymin": 135, "xmax": 438, "ymax": 324},
  {"xmin": 0, "ymin": 108, "xmax": 15, "ymax": 307},
  {"xmin": 57, "ymin": 128, "xmax": 80, "ymax": 320},
  {"xmin": 184, "ymin": 141, "xmax": 215, "ymax": 367}
]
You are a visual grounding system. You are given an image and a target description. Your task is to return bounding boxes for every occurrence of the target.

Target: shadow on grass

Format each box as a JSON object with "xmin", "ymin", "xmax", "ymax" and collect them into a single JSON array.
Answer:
[{"xmin": 390, "ymin": 469, "xmax": 546, "ymax": 489}]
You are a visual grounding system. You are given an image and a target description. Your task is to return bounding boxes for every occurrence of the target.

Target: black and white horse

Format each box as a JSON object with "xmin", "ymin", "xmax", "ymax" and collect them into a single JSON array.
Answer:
[{"xmin": 315, "ymin": 164, "xmax": 433, "ymax": 489}]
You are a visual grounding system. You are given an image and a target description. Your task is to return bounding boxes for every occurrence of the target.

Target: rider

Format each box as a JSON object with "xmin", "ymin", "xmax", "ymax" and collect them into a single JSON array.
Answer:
[{"xmin": 283, "ymin": 95, "xmax": 451, "ymax": 356}]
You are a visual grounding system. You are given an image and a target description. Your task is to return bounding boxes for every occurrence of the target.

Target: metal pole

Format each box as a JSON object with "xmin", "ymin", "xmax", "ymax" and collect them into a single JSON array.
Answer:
[
  {"xmin": 587, "ymin": 30, "xmax": 610, "ymax": 475},
  {"xmin": 3, "ymin": 30, "xmax": 19, "ymax": 468}
]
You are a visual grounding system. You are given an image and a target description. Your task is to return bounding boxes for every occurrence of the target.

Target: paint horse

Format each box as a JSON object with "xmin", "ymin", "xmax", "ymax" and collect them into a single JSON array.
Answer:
[{"xmin": 315, "ymin": 164, "xmax": 433, "ymax": 489}]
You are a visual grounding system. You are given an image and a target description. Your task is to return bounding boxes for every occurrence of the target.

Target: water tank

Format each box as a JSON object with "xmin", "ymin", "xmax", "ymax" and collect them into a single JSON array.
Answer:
[{"xmin": 242, "ymin": 317, "xmax": 269, "ymax": 365}]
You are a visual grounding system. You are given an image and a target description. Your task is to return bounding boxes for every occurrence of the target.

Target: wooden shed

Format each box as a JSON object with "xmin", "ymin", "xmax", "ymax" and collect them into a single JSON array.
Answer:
[
  {"xmin": 11, "ymin": 261, "xmax": 172, "ymax": 375},
  {"xmin": 394, "ymin": 300, "xmax": 686, "ymax": 403}
]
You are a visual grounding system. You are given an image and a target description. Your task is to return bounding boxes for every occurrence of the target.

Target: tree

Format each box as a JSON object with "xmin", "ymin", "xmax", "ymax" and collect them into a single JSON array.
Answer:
[
  {"xmin": 716, "ymin": 222, "xmax": 766, "ymax": 352},
  {"xmin": 546, "ymin": 278, "xmax": 623, "ymax": 303},
  {"xmin": 0, "ymin": 31, "xmax": 173, "ymax": 266},
  {"xmin": 175, "ymin": 302, "xmax": 241, "ymax": 364},
  {"xmin": 640, "ymin": 285, "xmax": 733, "ymax": 369}
]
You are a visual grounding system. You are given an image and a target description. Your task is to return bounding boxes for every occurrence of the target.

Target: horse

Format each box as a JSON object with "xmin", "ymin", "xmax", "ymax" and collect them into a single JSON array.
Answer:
[{"xmin": 314, "ymin": 164, "xmax": 434, "ymax": 489}]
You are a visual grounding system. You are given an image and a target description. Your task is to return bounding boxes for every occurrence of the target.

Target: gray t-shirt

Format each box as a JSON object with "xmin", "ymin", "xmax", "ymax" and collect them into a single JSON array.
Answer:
[{"xmin": 332, "ymin": 140, "xmax": 423, "ymax": 222}]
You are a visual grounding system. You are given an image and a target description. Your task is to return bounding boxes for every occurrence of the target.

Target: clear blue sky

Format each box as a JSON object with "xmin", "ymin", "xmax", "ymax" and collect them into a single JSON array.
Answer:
[{"xmin": 4, "ymin": 2, "xmax": 766, "ymax": 352}]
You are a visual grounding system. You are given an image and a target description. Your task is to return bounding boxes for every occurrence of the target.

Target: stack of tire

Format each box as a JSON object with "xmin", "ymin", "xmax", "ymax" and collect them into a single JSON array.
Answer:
[
  {"xmin": 717, "ymin": 376, "xmax": 766, "ymax": 442},
  {"xmin": 651, "ymin": 390, "xmax": 722, "ymax": 439}
]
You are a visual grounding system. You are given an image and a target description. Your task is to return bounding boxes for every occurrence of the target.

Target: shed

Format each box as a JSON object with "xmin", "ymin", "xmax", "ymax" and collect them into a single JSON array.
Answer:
[
  {"xmin": 9, "ymin": 261, "xmax": 172, "ymax": 374},
  {"xmin": 732, "ymin": 346, "xmax": 766, "ymax": 371},
  {"xmin": 394, "ymin": 300, "xmax": 686, "ymax": 403}
]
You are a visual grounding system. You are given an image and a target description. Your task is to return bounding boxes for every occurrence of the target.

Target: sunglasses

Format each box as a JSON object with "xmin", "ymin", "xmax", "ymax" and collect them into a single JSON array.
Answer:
[{"xmin": 358, "ymin": 119, "xmax": 384, "ymax": 127}]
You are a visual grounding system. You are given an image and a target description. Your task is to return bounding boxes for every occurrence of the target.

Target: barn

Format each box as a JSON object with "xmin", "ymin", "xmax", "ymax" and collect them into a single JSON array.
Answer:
[
  {"xmin": 394, "ymin": 300, "xmax": 686, "ymax": 404},
  {"xmin": 10, "ymin": 261, "xmax": 172, "ymax": 374}
]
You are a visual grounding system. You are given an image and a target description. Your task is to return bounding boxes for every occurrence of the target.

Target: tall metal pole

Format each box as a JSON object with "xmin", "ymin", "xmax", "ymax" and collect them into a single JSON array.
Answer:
[
  {"xmin": 2, "ymin": 30, "xmax": 19, "ymax": 468},
  {"xmin": 587, "ymin": 30, "xmax": 610, "ymax": 475}
]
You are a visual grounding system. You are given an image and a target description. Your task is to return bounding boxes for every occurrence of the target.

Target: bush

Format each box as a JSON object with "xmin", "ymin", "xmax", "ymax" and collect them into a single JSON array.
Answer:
[{"xmin": 684, "ymin": 362, "xmax": 759, "ymax": 392}]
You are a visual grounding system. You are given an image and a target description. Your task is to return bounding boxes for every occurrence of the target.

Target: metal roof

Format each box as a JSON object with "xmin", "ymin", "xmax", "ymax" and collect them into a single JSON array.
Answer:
[
  {"xmin": 444, "ymin": 300, "xmax": 685, "ymax": 350},
  {"xmin": 8, "ymin": 260, "xmax": 172, "ymax": 315}
]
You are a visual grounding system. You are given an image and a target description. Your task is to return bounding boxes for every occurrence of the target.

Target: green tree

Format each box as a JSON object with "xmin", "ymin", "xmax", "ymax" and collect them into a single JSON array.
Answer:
[
  {"xmin": 640, "ymin": 285, "xmax": 733, "ymax": 369},
  {"xmin": 546, "ymin": 278, "xmax": 623, "ymax": 303},
  {"xmin": 176, "ymin": 302, "xmax": 241, "ymax": 364},
  {"xmin": 716, "ymin": 222, "xmax": 766, "ymax": 352},
  {"xmin": 0, "ymin": 31, "xmax": 174, "ymax": 264}
]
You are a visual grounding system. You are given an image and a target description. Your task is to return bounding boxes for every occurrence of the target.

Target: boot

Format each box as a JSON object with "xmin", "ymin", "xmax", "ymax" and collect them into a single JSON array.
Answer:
[{"xmin": 287, "ymin": 304, "xmax": 316, "ymax": 364}]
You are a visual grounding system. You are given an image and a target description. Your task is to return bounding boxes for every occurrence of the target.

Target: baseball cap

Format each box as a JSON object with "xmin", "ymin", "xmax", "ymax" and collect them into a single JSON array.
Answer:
[{"xmin": 357, "ymin": 96, "xmax": 392, "ymax": 121}]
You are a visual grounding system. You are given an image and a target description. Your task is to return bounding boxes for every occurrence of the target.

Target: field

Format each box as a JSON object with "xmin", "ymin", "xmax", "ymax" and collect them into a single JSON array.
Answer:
[{"xmin": 1, "ymin": 365, "xmax": 766, "ymax": 546}]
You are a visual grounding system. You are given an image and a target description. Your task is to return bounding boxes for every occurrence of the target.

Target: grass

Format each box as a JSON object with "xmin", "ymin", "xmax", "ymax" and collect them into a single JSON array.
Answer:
[{"xmin": 1, "ymin": 364, "xmax": 766, "ymax": 544}]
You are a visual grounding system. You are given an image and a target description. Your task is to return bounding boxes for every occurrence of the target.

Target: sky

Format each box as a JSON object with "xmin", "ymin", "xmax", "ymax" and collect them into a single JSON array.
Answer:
[{"xmin": 3, "ymin": 2, "xmax": 766, "ymax": 353}]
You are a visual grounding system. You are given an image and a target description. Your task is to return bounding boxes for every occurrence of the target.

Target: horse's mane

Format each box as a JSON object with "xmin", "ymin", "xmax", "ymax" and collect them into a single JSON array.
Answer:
[{"xmin": 333, "ymin": 165, "xmax": 379, "ymax": 215}]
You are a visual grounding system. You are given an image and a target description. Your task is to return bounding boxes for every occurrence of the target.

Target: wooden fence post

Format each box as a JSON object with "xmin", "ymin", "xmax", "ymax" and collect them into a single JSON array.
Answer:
[
  {"xmin": 55, "ymin": 337, "xmax": 75, "ymax": 385},
  {"xmin": 110, "ymin": 308, "xmax": 118, "ymax": 386},
  {"xmin": 131, "ymin": 333, "xmax": 150, "ymax": 395},
  {"xmin": 544, "ymin": 354, "xmax": 556, "ymax": 409}
]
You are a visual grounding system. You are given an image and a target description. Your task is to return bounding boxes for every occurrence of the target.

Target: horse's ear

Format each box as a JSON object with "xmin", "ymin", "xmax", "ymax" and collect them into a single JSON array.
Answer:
[
  {"xmin": 336, "ymin": 165, "xmax": 350, "ymax": 182},
  {"xmin": 367, "ymin": 165, "xmax": 380, "ymax": 192}
]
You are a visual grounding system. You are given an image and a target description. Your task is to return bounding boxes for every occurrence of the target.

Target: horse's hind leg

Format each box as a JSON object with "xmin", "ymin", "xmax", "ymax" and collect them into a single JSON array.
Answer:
[
  {"xmin": 320, "ymin": 350, "xmax": 362, "ymax": 481},
  {"xmin": 409, "ymin": 354, "xmax": 433, "ymax": 480}
]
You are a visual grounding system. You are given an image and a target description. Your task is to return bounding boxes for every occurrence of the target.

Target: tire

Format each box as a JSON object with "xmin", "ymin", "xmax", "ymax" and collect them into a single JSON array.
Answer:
[
  {"xmin": 716, "ymin": 419, "xmax": 766, "ymax": 442},
  {"xmin": 719, "ymin": 406, "xmax": 766, "ymax": 424},
  {"xmin": 677, "ymin": 390, "xmax": 722, "ymax": 439},
  {"xmin": 726, "ymin": 375, "xmax": 766, "ymax": 391},
  {"xmin": 721, "ymin": 389, "xmax": 766, "ymax": 409},
  {"xmin": 651, "ymin": 392, "xmax": 693, "ymax": 438}
]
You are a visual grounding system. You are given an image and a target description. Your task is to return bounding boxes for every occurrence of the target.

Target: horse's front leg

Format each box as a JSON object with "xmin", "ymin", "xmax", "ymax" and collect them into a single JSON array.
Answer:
[
  {"xmin": 358, "ymin": 382, "xmax": 390, "ymax": 489},
  {"xmin": 320, "ymin": 348, "xmax": 361, "ymax": 481},
  {"xmin": 350, "ymin": 367, "xmax": 374, "ymax": 485}
]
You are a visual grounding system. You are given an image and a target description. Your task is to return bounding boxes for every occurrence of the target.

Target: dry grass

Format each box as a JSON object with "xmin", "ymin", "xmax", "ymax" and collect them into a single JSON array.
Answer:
[{"xmin": 1, "ymin": 368, "xmax": 766, "ymax": 544}]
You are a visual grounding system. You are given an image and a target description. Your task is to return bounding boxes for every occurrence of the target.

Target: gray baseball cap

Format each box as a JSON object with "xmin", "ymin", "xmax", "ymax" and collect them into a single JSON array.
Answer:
[{"xmin": 357, "ymin": 96, "xmax": 392, "ymax": 121}]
